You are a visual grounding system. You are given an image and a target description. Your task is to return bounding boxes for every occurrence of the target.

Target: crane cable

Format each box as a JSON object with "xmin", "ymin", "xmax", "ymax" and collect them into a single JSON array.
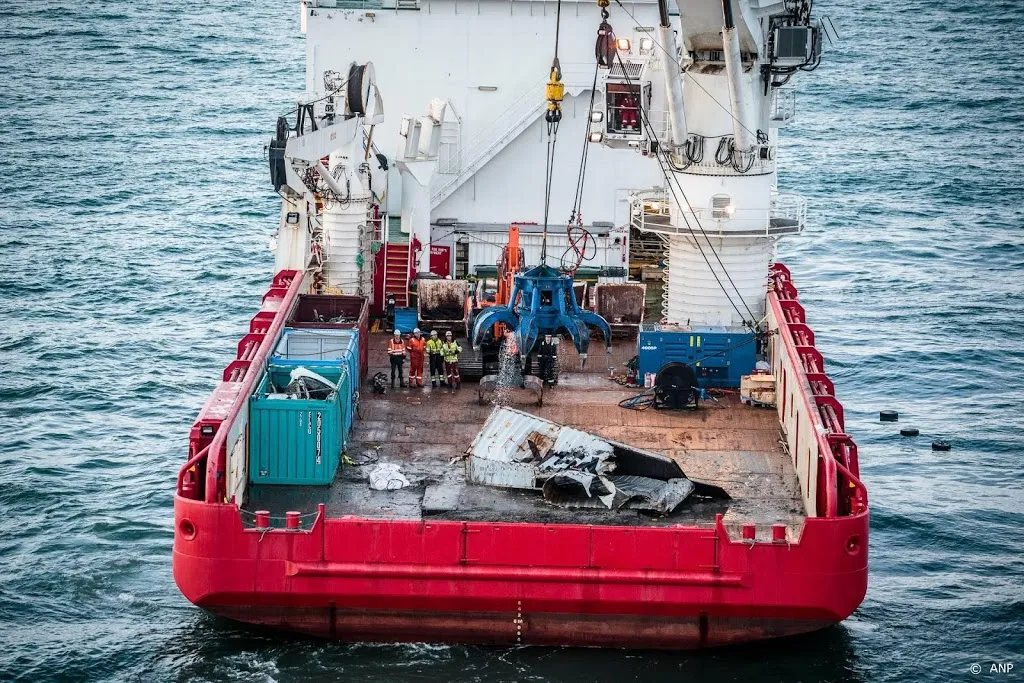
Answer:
[
  {"xmin": 561, "ymin": 59, "xmax": 601, "ymax": 274},
  {"xmin": 559, "ymin": 1, "xmax": 614, "ymax": 274},
  {"xmin": 540, "ymin": 0, "xmax": 565, "ymax": 265}
]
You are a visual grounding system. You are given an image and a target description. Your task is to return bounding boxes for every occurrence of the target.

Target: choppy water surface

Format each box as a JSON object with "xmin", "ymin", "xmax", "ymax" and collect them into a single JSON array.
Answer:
[{"xmin": 1, "ymin": 0, "xmax": 1022, "ymax": 681}]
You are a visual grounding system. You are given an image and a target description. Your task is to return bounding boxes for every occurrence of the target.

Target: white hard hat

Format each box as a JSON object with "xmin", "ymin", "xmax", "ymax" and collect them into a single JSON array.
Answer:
[
  {"xmin": 430, "ymin": 330, "xmax": 438, "ymax": 336},
  {"xmin": 393, "ymin": 329, "xmax": 401, "ymax": 336},
  {"xmin": 413, "ymin": 328, "xmax": 421, "ymax": 334}
]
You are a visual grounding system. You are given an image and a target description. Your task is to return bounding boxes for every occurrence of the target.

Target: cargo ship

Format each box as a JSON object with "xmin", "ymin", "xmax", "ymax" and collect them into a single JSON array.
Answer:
[{"xmin": 172, "ymin": 0, "xmax": 868, "ymax": 649}]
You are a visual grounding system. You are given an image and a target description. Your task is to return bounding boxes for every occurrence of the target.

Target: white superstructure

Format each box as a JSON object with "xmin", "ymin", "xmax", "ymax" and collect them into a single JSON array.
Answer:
[
  {"xmin": 290, "ymin": 0, "xmax": 822, "ymax": 320},
  {"xmin": 618, "ymin": 0, "xmax": 820, "ymax": 327}
]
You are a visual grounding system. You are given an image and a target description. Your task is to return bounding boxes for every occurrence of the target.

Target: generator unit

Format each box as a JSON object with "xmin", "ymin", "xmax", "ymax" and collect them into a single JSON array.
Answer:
[{"xmin": 637, "ymin": 324, "xmax": 756, "ymax": 389}]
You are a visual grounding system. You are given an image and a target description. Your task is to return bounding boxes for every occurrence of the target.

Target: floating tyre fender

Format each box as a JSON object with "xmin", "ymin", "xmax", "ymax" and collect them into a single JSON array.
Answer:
[
  {"xmin": 347, "ymin": 61, "xmax": 376, "ymax": 115},
  {"xmin": 932, "ymin": 440, "xmax": 951, "ymax": 451},
  {"xmin": 899, "ymin": 427, "xmax": 919, "ymax": 437},
  {"xmin": 879, "ymin": 410, "xmax": 899, "ymax": 422}
]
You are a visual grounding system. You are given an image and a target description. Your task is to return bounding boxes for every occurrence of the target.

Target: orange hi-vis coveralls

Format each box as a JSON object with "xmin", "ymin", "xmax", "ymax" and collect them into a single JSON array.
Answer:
[
  {"xmin": 387, "ymin": 336, "xmax": 407, "ymax": 386},
  {"xmin": 407, "ymin": 335, "xmax": 426, "ymax": 387}
]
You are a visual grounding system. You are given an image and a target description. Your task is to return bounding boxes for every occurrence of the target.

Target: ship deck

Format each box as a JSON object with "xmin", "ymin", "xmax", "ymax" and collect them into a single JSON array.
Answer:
[{"xmin": 244, "ymin": 335, "xmax": 806, "ymax": 529}]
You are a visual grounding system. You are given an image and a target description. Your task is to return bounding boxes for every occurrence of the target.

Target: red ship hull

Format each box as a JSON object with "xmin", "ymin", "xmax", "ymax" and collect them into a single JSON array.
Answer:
[
  {"xmin": 173, "ymin": 265, "xmax": 868, "ymax": 648},
  {"xmin": 173, "ymin": 496, "xmax": 866, "ymax": 648}
]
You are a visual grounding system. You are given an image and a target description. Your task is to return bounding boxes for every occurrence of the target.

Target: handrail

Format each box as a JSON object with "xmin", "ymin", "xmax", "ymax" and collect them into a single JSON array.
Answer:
[
  {"xmin": 199, "ymin": 270, "xmax": 307, "ymax": 504},
  {"xmin": 435, "ymin": 76, "xmax": 546, "ymax": 176},
  {"xmin": 176, "ymin": 444, "xmax": 210, "ymax": 497},
  {"xmin": 437, "ymin": 63, "xmax": 595, "ymax": 177},
  {"xmin": 629, "ymin": 188, "xmax": 807, "ymax": 236}
]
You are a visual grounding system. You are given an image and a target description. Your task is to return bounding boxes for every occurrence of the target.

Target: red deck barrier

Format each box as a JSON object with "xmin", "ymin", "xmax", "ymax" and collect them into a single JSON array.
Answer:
[
  {"xmin": 177, "ymin": 269, "xmax": 306, "ymax": 503},
  {"xmin": 768, "ymin": 263, "xmax": 866, "ymax": 517}
]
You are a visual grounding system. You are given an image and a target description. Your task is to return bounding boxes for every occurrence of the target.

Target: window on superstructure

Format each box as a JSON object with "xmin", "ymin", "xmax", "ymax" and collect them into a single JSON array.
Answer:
[{"xmin": 606, "ymin": 84, "xmax": 642, "ymax": 136}]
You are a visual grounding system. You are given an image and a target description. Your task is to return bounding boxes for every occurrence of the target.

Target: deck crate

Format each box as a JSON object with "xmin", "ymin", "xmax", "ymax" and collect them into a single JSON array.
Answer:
[
  {"xmin": 393, "ymin": 307, "xmax": 418, "ymax": 335},
  {"xmin": 272, "ymin": 328, "xmax": 360, "ymax": 392},
  {"xmin": 267, "ymin": 362, "xmax": 354, "ymax": 436},
  {"xmin": 286, "ymin": 294, "xmax": 368, "ymax": 381},
  {"xmin": 248, "ymin": 373, "xmax": 345, "ymax": 486}
]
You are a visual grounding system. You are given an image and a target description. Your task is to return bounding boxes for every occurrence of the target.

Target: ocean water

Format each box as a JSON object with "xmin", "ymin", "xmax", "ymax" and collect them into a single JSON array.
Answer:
[{"xmin": 1, "ymin": 0, "xmax": 1022, "ymax": 681}]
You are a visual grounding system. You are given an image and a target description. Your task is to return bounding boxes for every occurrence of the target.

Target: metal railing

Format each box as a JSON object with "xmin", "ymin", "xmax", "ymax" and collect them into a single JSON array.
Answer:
[
  {"xmin": 770, "ymin": 190, "xmax": 807, "ymax": 231},
  {"xmin": 174, "ymin": 271, "xmax": 307, "ymax": 504},
  {"xmin": 434, "ymin": 68, "xmax": 557, "ymax": 178},
  {"xmin": 628, "ymin": 189, "xmax": 807, "ymax": 236},
  {"xmin": 310, "ymin": 0, "xmax": 420, "ymax": 8},
  {"xmin": 770, "ymin": 87, "xmax": 796, "ymax": 126}
]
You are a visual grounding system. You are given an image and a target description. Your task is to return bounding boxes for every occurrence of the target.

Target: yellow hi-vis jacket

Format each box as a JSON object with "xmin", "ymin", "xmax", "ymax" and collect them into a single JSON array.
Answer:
[
  {"xmin": 425, "ymin": 338, "xmax": 444, "ymax": 355},
  {"xmin": 441, "ymin": 341, "xmax": 461, "ymax": 363}
]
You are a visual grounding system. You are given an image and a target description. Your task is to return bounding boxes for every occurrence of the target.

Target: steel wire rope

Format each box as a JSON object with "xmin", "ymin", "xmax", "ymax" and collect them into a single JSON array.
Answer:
[
  {"xmin": 540, "ymin": 0, "xmax": 565, "ymax": 265},
  {"xmin": 561, "ymin": 60, "xmax": 602, "ymax": 273},
  {"xmin": 660, "ymin": 148, "xmax": 759, "ymax": 323},
  {"xmin": 540, "ymin": 132, "xmax": 559, "ymax": 265}
]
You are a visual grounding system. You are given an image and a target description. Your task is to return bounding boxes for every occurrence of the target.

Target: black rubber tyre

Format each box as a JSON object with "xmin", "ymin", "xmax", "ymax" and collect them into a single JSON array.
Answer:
[
  {"xmin": 932, "ymin": 440, "xmax": 952, "ymax": 451},
  {"xmin": 880, "ymin": 410, "xmax": 899, "ymax": 422},
  {"xmin": 900, "ymin": 427, "xmax": 920, "ymax": 437}
]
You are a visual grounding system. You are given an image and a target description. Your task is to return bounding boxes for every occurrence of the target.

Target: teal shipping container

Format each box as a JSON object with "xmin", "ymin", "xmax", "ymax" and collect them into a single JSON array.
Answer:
[
  {"xmin": 248, "ymin": 372, "xmax": 346, "ymax": 486},
  {"xmin": 267, "ymin": 362, "xmax": 354, "ymax": 435},
  {"xmin": 272, "ymin": 328, "xmax": 360, "ymax": 390}
]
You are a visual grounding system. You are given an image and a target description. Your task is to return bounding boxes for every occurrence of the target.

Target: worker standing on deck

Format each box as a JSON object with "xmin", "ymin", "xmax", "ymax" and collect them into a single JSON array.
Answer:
[
  {"xmin": 426, "ymin": 330, "xmax": 445, "ymax": 388},
  {"xmin": 387, "ymin": 329, "xmax": 407, "ymax": 388},
  {"xmin": 385, "ymin": 292, "xmax": 397, "ymax": 332},
  {"xmin": 407, "ymin": 328, "xmax": 426, "ymax": 388},
  {"xmin": 537, "ymin": 333, "xmax": 557, "ymax": 387},
  {"xmin": 441, "ymin": 331, "xmax": 462, "ymax": 389}
]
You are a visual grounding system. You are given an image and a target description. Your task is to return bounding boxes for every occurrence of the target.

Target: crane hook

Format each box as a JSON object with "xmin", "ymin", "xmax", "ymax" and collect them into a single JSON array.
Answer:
[{"xmin": 545, "ymin": 61, "xmax": 564, "ymax": 125}]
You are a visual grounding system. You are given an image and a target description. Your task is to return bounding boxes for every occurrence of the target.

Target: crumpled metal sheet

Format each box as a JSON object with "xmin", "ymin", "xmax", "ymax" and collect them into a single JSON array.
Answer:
[
  {"xmin": 467, "ymin": 455, "xmax": 536, "ymax": 489},
  {"xmin": 546, "ymin": 428, "xmax": 614, "ymax": 471},
  {"xmin": 541, "ymin": 474, "xmax": 695, "ymax": 514},
  {"xmin": 467, "ymin": 407, "xmax": 722, "ymax": 513},
  {"xmin": 548, "ymin": 428, "xmax": 610, "ymax": 464},
  {"xmin": 542, "ymin": 472, "xmax": 617, "ymax": 509},
  {"xmin": 608, "ymin": 475, "xmax": 695, "ymax": 514},
  {"xmin": 467, "ymin": 407, "xmax": 559, "ymax": 466},
  {"xmin": 467, "ymin": 408, "xmax": 617, "ymax": 488}
]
